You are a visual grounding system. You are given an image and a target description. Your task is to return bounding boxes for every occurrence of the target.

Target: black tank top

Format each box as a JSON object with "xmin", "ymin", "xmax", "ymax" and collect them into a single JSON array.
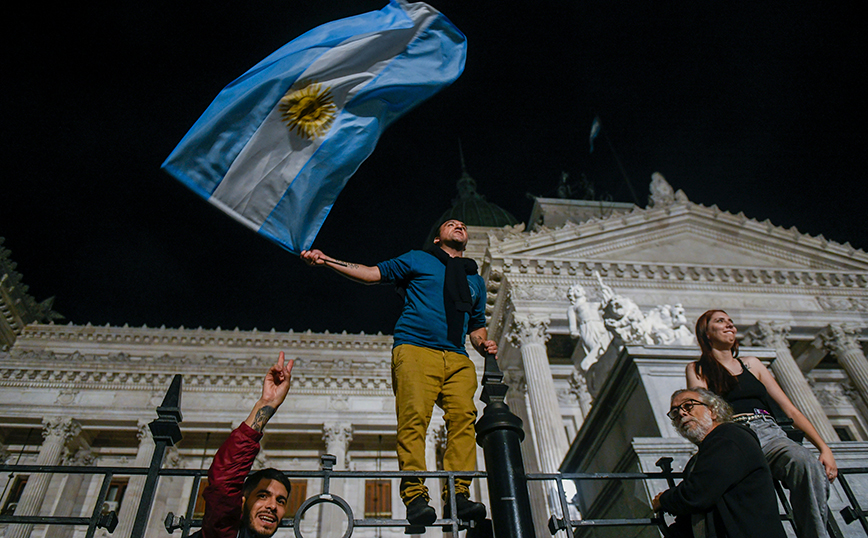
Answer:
[{"xmin": 721, "ymin": 358, "xmax": 779, "ymax": 416}]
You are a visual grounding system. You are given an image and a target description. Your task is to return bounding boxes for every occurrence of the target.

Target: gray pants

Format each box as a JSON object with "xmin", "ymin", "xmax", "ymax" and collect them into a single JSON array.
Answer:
[{"xmin": 748, "ymin": 419, "xmax": 830, "ymax": 538}]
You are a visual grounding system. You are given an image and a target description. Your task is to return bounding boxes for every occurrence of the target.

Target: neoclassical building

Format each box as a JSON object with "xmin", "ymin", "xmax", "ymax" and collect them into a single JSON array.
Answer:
[
  {"xmin": 2, "ymin": 173, "xmax": 867, "ymax": 538},
  {"xmin": 481, "ymin": 174, "xmax": 868, "ymax": 537}
]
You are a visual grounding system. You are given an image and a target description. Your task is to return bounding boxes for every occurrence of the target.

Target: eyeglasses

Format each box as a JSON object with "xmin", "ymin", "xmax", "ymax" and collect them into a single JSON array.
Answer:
[{"xmin": 667, "ymin": 399, "xmax": 708, "ymax": 421}]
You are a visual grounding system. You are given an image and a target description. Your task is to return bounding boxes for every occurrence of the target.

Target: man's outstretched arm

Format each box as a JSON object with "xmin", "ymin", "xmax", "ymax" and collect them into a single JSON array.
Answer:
[
  {"xmin": 203, "ymin": 352, "xmax": 294, "ymax": 538},
  {"xmin": 300, "ymin": 249, "xmax": 381, "ymax": 284},
  {"xmin": 244, "ymin": 351, "xmax": 294, "ymax": 433}
]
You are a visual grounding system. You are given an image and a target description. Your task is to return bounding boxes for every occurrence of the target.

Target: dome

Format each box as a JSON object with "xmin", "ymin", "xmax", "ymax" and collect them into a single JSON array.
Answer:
[{"xmin": 425, "ymin": 168, "xmax": 519, "ymax": 246}]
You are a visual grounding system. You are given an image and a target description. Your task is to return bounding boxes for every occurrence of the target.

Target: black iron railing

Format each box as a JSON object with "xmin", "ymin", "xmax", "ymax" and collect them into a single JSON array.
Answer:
[
  {"xmin": 3, "ymin": 462, "xmax": 865, "ymax": 536},
  {"xmin": 544, "ymin": 463, "xmax": 868, "ymax": 537},
  {"xmin": 1, "ymin": 363, "xmax": 867, "ymax": 537}
]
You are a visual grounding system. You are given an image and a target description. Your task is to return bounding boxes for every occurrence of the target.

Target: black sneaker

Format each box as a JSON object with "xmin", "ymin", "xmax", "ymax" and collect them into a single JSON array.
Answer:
[
  {"xmin": 406, "ymin": 496, "xmax": 436, "ymax": 527},
  {"xmin": 443, "ymin": 495, "xmax": 487, "ymax": 522}
]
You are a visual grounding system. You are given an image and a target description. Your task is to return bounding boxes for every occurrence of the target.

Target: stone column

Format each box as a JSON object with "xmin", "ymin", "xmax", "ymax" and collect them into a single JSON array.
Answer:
[
  {"xmin": 148, "ymin": 446, "xmax": 184, "ymax": 538},
  {"xmin": 8, "ymin": 417, "xmax": 81, "ymax": 538},
  {"xmin": 323, "ymin": 422, "xmax": 353, "ymax": 473},
  {"xmin": 745, "ymin": 321, "xmax": 838, "ymax": 442},
  {"xmin": 113, "ymin": 421, "xmax": 156, "ymax": 538},
  {"xmin": 508, "ymin": 314, "xmax": 569, "ymax": 516},
  {"xmin": 320, "ymin": 422, "xmax": 352, "ymax": 537},
  {"xmin": 45, "ymin": 448, "xmax": 95, "ymax": 538},
  {"xmin": 820, "ymin": 323, "xmax": 868, "ymax": 408}
]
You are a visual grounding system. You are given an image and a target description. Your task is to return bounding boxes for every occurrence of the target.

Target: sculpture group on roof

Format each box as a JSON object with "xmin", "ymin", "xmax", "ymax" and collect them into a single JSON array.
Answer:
[{"xmin": 568, "ymin": 270, "xmax": 696, "ymax": 370}]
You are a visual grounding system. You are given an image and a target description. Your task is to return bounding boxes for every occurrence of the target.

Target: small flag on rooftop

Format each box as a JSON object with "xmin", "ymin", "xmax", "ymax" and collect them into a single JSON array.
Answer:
[
  {"xmin": 589, "ymin": 115, "xmax": 601, "ymax": 153},
  {"xmin": 162, "ymin": 1, "xmax": 466, "ymax": 254}
]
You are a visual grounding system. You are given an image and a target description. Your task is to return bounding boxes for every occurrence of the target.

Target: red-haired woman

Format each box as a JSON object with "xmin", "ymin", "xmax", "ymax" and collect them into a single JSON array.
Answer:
[{"xmin": 687, "ymin": 309, "xmax": 836, "ymax": 538}]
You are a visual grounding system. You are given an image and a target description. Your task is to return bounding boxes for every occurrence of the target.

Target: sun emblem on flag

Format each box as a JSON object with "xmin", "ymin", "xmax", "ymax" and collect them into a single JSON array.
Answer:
[{"xmin": 278, "ymin": 81, "xmax": 337, "ymax": 139}]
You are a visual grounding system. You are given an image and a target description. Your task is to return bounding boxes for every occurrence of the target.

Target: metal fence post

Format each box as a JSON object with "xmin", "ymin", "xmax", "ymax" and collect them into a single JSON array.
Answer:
[
  {"xmin": 475, "ymin": 354, "xmax": 535, "ymax": 538},
  {"xmin": 131, "ymin": 374, "xmax": 184, "ymax": 538}
]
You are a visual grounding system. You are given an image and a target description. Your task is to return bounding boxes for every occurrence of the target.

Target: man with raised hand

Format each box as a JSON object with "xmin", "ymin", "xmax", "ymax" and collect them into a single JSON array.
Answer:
[
  {"xmin": 193, "ymin": 352, "xmax": 294, "ymax": 538},
  {"xmin": 653, "ymin": 388, "xmax": 787, "ymax": 538},
  {"xmin": 301, "ymin": 218, "xmax": 496, "ymax": 528}
]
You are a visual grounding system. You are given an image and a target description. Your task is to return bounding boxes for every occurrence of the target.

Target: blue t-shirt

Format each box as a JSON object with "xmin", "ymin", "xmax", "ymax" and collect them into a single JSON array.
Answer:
[{"xmin": 377, "ymin": 250, "xmax": 486, "ymax": 355}]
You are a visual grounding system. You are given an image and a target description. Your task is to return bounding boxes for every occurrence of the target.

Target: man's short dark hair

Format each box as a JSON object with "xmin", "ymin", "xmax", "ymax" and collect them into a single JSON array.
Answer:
[
  {"xmin": 243, "ymin": 468, "xmax": 292, "ymax": 498},
  {"xmin": 435, "ymin": 218, "xmax": 465, "ymax": 236}
]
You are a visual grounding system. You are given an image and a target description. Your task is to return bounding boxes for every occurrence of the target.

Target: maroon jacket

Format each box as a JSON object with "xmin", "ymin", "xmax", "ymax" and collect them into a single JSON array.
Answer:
[{"xmin": 200, "ymin": 423, "xmax": 262, "ymax": 538}]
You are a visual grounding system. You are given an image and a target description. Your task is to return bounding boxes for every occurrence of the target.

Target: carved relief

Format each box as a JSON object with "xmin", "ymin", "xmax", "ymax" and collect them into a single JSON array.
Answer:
[
  {"xmin": 563, "ymin": 273, "xmax": 695, "ymax": 358},
  {"xmin": 817, "ymin": 296, "xmax": 868, "ymax": 312},
  {"xmin": 329, "ymin": 394, "xmax": 350, "ymax": 411},
  {"xmin": 55, "ymin": 389, "xmax": 78, "ymax": 405},
  {"xmin": 510, "ymin": 284, "xmax": 567, "ymax": 301}
]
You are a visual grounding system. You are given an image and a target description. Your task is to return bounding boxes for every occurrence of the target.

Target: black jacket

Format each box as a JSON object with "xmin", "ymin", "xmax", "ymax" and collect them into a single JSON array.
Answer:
[{"xmin": 659, "ymin": 423, "xmax": 786, "ymax": 538}]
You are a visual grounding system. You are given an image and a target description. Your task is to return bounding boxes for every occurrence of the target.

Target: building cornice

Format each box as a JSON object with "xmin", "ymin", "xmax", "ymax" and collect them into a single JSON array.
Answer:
[
  {"xmin": 489, "ymin": 199, "xmax": 868, "ymax": 269},
  {"xmin": 489, "ymin": 259, "xmax": 868, "ymax": 293},
  {"xmin": 1, "ymin": 348, "xmax": 393, "ymax": 396},
  {"xmin": 15, "ymin": 323, "xmax": 394, "ymax": 353}
]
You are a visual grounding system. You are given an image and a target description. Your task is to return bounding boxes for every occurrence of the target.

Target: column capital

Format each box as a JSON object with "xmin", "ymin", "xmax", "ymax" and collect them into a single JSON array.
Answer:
[
  {"xmin": 569, "ymin": 369, "xmax": 588, "ymax": 396},
  {"xmin": 744, "ymin": 320, "xmax": 791, "ymax": 348},
  {"xmin": 508, "ymin": 314, "xmax": 551, "ymax": 347},
  {"xmin": 429, "ymin": 423, "xmax": 447, "ymax": 452},
  {"xmin": 41, "ymin": 417, "xmax": 81, "ymax": 444},
  {"xmin": 164, "ymin": 446, "xmax": 183, "ymax": 469},
  {"xmin": 136, "ymin": 419, "xmax": 155, "ymax": 442},
  {"xmin": 63, "ymin": 447, "xmax": 95, "ymax": 466},
  {"xmin": 322, "ymin": 422, "xmax": 353, "ymax": 450},
  {"xmin": 820, "ymin": 323, "xmax": 865, "ymax": 356},
  {"xmin": 503, "ymin": 368, "xmax": 527, "ymax": 394}
]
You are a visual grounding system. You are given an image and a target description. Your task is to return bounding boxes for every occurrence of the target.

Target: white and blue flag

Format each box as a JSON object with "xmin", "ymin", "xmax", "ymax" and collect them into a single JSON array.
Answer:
[
  {"xmin": 589, "ymin": 115, "xmax": 601, "ymax": 153},
  {"xmin": 162, "ymin": 1, "xmax": 466, "ymax": 254}
]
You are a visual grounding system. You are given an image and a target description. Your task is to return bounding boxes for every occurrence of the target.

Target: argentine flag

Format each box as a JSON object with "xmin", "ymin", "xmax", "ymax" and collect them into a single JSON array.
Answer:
[{"xmin": 162, "ymin": 1, "xmax": 466, "ymax": 254}]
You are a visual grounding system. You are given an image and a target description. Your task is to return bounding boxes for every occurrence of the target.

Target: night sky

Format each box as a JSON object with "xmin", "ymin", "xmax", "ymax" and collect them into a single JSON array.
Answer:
[{"xmin": 2, "ymin": 2, "xmax": 865, "ymax": 335}]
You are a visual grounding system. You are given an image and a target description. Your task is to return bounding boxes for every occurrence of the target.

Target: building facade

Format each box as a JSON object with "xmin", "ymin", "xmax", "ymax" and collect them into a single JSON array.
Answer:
[
  {"xmin": 2, "ymin": 173, "xmax": 868, "ymax": 537},
  {"xmin": 483, "ymin": 175, "xmax": 868, "ymax": 536}
]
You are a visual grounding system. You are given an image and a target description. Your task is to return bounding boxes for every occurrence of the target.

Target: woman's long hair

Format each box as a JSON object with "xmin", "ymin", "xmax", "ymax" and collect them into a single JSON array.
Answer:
[{"xmin": 693, "ymin": 309, "xmax": 740, "ymax": 394}]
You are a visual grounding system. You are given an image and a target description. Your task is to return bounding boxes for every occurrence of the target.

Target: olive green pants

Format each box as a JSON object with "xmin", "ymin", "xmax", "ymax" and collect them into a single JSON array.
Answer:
[{"xmin": 391, "ymin": 344, "xmax": 478, "ymax": 505}]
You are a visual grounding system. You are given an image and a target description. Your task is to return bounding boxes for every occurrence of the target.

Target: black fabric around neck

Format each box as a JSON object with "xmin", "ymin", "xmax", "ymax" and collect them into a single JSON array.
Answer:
[{"xmin": 424, "ymin": 245, "xmax": 478, "ymax": 347}]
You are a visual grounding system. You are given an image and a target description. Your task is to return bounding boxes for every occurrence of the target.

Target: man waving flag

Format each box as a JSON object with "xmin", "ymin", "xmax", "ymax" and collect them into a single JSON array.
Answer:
[{"xmin": 162, "ymin": 1, "xmax": 466, "ymax": 254}]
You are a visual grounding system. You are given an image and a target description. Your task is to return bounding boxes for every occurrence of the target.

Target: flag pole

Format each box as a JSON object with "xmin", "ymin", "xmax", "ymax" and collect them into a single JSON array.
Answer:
[{"xmin": 591, "ymin": 115, "xmax": 641, "ymax": 206}]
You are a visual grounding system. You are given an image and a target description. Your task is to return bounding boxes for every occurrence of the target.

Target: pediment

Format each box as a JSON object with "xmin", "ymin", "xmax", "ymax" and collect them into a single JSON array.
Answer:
[
  {"xmin": 585, "ymin": 227, "xmax": 824, "ymax": 269},
  {"xmin": 488, "ymin": 200, "xmax": 868, "ymax": 272}
]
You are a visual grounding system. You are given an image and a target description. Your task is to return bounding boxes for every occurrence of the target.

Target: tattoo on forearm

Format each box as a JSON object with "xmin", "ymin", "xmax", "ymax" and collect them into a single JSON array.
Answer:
[
  {"xmin": 328, "ymin": 259, "xmax": 357, "ymax": 268},
  {"xmin": 251, "ymin": 405, "xmax": 275, "ymax": 432}
]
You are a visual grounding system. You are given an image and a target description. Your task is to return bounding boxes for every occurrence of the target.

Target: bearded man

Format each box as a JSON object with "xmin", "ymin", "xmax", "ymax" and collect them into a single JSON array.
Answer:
[
  {"xmin": 301, "ymin": 219, "xmax": 495, "ymax": 528},
  {"xmin": 652, "ymin": 388, "xmax": 787, "ymax": 538},
  {"xmin": 192, "ymin": 353, "xmax": 294, "ymax": 538}
]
